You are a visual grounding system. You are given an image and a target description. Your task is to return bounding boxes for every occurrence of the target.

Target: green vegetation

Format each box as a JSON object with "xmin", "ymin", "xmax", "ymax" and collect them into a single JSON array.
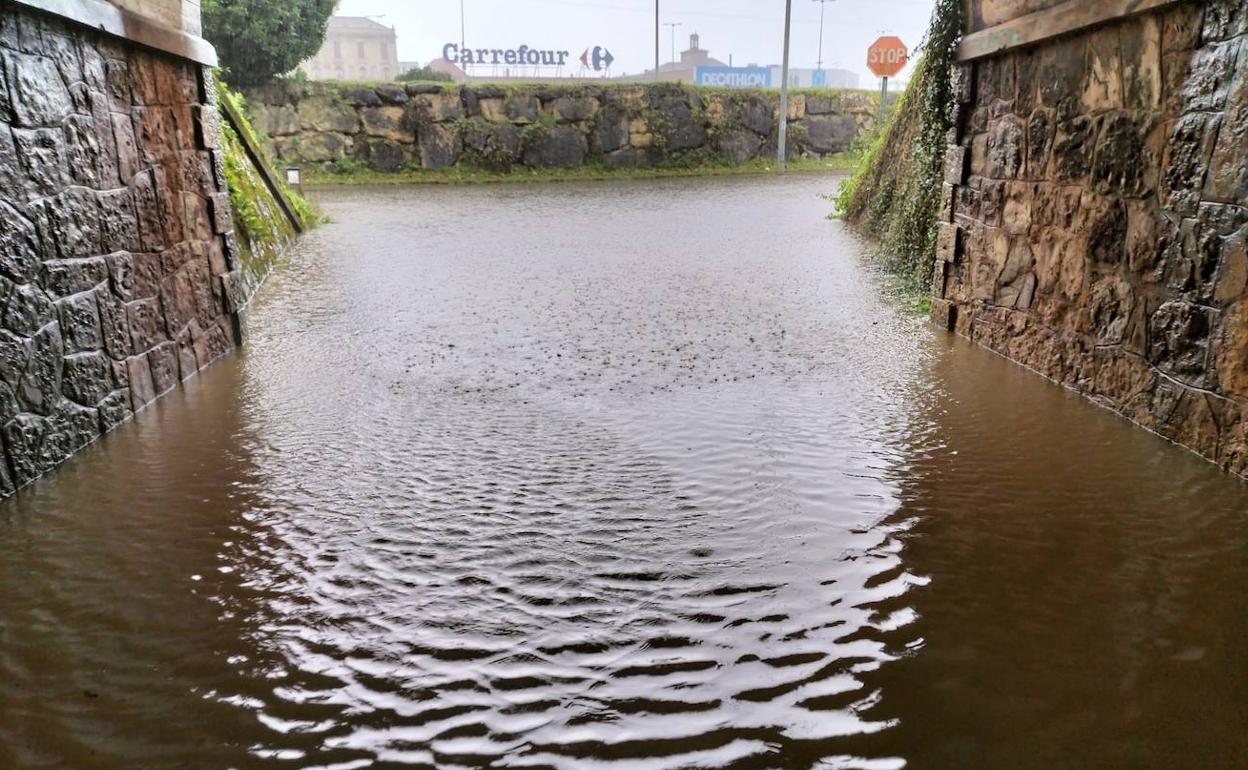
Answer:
[
  {"xmin": 277, "ymin": 77, "xmax": 879, "ymax": 104},
  {"xmin": 218, "ymin": 83, "xmax": 318, "ymax": 225},
  {"xmin": 397, "ymin": 67, "xmax": 452, "ymax": 83},
  {"xmin": 304, "ymin": 155, "xmax": 857, "ymax": 187},
  {"xmin": 518, "ymin": 113, "xmax": 558, "ymax": 148},
  {"xmin": 834, "ymin": 0, "xmax": 962, "ymax": 294},
  {"xmin": 203, "ymin": 0, "xmax": 336, "ymax": 86},
  {"xmin": 216, "ymin": 81, "xmax": 319, "ymax": 287}
]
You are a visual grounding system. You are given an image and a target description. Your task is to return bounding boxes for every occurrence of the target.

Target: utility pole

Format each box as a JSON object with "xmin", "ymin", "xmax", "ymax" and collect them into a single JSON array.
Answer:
[
  {"xmin": 654, "ymin": 0, "xmax": 660, "ymax": 81},
  {"xmin": 777, "ymin": 0, "xmax": 792, "ymax": 172},
  {"xmin": 459, "ymin": 0, "xmax": 467, "ymax": 78},
  {"xmin": 664, "ymin": 22, "xmax": 682, "ymax": 64},
  {"xmin": 813, "ymin": 0, "xmax": 836, "ymax": 72}
]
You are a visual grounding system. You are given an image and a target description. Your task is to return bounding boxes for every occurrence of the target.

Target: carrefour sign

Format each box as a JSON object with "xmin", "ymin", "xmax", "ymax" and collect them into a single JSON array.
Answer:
[
  {"xmin": 695, "ymin": 66, "xmax": 772, "ymax": 88},
  {"xmin": 443, "ymin": 43, "xmax": 571, "ymax": 67}
]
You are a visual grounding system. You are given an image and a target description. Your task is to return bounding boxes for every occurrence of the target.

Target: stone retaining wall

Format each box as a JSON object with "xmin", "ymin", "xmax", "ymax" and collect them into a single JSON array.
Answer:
[
  {"xmin": 0, "ymin": 0, "xmax": 245, "ymax": 494},
  {"xmin": 934, "ymin": 0, "xmax": 1248, "ymax": 476},
  {"xmin": 243, "ymin": 81, "xmax": 878, "ymax": 173}
]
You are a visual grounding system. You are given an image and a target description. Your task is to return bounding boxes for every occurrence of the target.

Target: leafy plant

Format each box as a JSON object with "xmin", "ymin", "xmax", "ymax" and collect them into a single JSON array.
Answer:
[
  {"xmin": 518, "ymin": 113, "xmax": 557, "ymax": 154},
  {"xmin": 203, "ymin": 0, "xmax": 336, "ymax": 87},
  {"xmin": 215, "ymin": 80, "xmax": 319, "ymax": 287},
  {"xmin": 835, "ymin": 0, "xmax": 962, "ymax": 292},
  {"xmin": 327, "ymin": 158, "xmax": 367, "ymax": 175}
]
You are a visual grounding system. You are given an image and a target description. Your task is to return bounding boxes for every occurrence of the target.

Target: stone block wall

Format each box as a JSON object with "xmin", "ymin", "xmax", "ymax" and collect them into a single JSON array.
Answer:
[
  {"xmin": 0, "ymin": 1, "xmax": 244, "ymax": 494},
  {"xmin": 933, "ymin": 0, "xmax": 1248, "ymax": 476},
  {"xmin": 243, "ymin": 81, "xmax": 878, "ymax": 173}
]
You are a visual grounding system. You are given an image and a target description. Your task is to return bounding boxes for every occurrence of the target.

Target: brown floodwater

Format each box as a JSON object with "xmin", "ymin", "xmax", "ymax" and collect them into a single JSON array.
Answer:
[{"xmin": 1, "ymin": 175, "xmax": 1245, "ymax": 770}]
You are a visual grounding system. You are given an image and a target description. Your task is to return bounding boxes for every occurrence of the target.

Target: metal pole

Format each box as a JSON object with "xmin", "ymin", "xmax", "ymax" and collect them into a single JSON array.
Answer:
[
  {"xmin": 879, "ymin": 76, "xmax": 888, "ymax": 124},
  {"xmin": 816, "ymin": 0, "xmax": 825, "ymax": 71},
  {"xmin": 654, "ymin": 0, "xmax": 660, "ymax": 80},
  {"xmin": 459, "ymin": 0, "xmax": 467, "ymax": 78},
  {"xmin": 777, "ymin": 0, "xmax": 792, "ymax": 172},
  {"xmin": 664, "ymin": 22, "xmax": 682, "ymax": 64}
]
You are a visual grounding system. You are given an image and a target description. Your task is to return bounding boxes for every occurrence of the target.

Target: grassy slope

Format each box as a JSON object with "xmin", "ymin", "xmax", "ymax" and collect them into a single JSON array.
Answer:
[
  {"xmin": 304, "ymin": 155, "xmax": 857, "ymax": 186},
  {"xmin": 217, "ymin": 81, "xmax": 319, "ymax": 291},
  {"xmin": 313, "ymin": 78, "xmax": 882, "ymax": 103},
  {"xmin": 832, "ymin": 0, "xmax": 961, "ymax": 297}
]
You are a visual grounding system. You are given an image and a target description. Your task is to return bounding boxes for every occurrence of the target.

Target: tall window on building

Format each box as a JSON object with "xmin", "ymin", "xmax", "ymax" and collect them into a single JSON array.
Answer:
[{"xmin": 358, "ymin": 41, "xmax": 365, "ymax": 60}]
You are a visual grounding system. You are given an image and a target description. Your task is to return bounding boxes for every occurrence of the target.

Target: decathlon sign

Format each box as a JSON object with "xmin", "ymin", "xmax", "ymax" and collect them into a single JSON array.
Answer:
[
  {"xmin": 443, "ymin": 43, "xmax": 571, "ymax": 67},
  {"xmin": 695, "ymin": 66, "xmax": 772, "ymax": 88}
]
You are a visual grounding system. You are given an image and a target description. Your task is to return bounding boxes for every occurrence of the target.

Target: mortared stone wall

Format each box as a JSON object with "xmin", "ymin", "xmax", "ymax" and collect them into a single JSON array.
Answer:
[
  {"xmin": 0, "ymin": 0, "xmax": 244, "ymax": 495},
  {"xmin": 934, "ymin": 0, "xmax": 1248, "ymax": 476},
  {"xmin": 243, "ymin": 80, "xmax": 879, "ymax": 174}
]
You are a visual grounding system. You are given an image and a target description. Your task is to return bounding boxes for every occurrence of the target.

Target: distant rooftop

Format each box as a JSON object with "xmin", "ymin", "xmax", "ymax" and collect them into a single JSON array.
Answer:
[{"xmin": 327, "ymin": 16, "xmax": 393, "ymax": 31}]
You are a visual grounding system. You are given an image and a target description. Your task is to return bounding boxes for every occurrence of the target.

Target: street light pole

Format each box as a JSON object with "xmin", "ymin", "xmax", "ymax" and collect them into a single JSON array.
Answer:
[
  {"xmin": 777, "ymin": 0, "xmax": 792, "ymax": 172},
  {"xmin": 663, "ymin": 22, "xmax": 682, "ymax": 64},
  {"xmin": 813, "ymin": 0, "xmax": 835, "ymax": 72},
  {"xmin": 654, "ymin": 0, "xmax": 660, "ymax": 81}
]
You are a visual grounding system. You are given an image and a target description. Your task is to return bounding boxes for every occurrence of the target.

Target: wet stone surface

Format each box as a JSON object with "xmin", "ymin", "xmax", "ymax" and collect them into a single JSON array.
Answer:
[
  {"xmin": 935, "ymin": 3, "xmax": 1248, "ymax": 477},
  {"xmin": 0, "ymin": 2, "xmax": 242, "ymax": 492}
]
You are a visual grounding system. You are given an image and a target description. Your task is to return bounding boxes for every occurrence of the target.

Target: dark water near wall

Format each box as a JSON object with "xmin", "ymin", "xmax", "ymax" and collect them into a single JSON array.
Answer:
[{"xmin": 2, "ymin": 176, "xmax": 1245, "ymax": 770}]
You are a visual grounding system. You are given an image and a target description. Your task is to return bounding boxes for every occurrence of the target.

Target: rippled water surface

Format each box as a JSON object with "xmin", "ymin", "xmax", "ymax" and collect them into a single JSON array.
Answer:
[{"xmin": 2, "ymin": 176, "xmax": 1246, "ymax": 769}]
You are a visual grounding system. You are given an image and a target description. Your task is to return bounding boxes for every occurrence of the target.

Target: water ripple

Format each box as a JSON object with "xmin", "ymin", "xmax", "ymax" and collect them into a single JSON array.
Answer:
[
  {"xmin": 218, "ymin": 177, "xmax": 930, "ymax": 768},
  {"xmin": 4, "ymin": 177, "xmax": 1243, "ymax": 770}
]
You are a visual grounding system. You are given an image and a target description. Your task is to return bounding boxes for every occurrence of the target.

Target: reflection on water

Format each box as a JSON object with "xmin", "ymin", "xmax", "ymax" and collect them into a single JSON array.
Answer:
[
  {"xmin": 1, "ymin": 176, "xmax": 1245, "ymax": 769},
  {"xmin": 870, "ymin": 340, "xmax": 1248, "ymax": 769}
]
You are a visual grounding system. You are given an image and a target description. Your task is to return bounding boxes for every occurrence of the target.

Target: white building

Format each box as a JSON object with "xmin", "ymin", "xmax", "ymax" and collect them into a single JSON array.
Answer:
[{"xmin": 302, "ymin": 16, "xmax": 400, "ymax": 82}]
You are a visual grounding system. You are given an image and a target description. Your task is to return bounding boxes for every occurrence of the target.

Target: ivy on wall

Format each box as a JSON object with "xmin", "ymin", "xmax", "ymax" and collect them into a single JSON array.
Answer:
[
  {"xmin": 217, "ymin": 81, "xmax": 318, "ymax": 292},
  {"xmin": 835, "ymin": 0, "xmax": 962, "ymax": 291}
]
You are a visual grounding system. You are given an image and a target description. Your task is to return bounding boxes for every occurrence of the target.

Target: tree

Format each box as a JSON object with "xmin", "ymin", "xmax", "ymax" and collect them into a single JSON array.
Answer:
[
  {"xmin": 397, "ymin": 66, "xmax": 451, "ymax": 83},
  {"xmin": 203, "ymin": 0, "xmax": 338, "ymax": 87}
]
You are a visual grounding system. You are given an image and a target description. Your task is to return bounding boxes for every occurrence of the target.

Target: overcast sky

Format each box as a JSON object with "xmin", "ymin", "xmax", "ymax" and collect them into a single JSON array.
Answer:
[{"xmin": 335, "ymin": 0, "xmax": 937, "ymax": 84}]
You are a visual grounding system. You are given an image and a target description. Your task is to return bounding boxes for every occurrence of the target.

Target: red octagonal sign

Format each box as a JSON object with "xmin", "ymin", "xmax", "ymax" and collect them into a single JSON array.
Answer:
[{"xmin": 867, "ymin": 36, "xmax": 909, "ymax": 78}]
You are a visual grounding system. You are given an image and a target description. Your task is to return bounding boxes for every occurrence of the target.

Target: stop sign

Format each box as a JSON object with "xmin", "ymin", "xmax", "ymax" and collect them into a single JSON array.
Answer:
[{"xmin": 867, "ymin": 36, "xmax": 909, "ymax": 78}]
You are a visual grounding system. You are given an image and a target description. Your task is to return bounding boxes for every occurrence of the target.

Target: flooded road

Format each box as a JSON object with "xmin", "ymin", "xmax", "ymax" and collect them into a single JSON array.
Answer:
[{"xmin": 2, "ymin": 175, "xmax": 1246, "ymax": 769}]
